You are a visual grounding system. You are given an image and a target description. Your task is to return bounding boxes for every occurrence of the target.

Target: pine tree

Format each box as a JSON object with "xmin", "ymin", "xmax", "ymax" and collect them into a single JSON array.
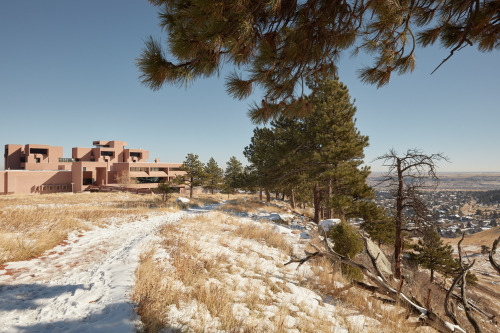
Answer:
[
  {"xmin": 204, "ymin": 157, "xmax": 224, "ymax": 194},
  {"xmin": 244, "ymin": 77, "xmax": 374, "ymax": 221},
  {"xmin": 224, "ymin": 156, "xmax": 243, "ymax": 194},
  {"xmin": 328, "ymin": 220, "xmax": 364, "ymax": 280},
  {"xmin": 299, "ymin": 78, "xmax": 372, "ymax": 222},
  {"xmin": 138, "ymin": 0, "xmax": 499, "ymax": 122},
  {"xmin": 180, "ymin": 153, "xmax": 205, "ymax": 198},
  {"xmin": 409, "ymin": 229, "xmax": 457, "ymax": 282}
]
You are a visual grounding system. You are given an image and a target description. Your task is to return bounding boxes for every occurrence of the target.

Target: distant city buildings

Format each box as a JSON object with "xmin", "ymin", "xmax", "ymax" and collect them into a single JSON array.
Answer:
[{"xmin": 1, "ymin": 140, "xmax": 185, "ymax": 195}]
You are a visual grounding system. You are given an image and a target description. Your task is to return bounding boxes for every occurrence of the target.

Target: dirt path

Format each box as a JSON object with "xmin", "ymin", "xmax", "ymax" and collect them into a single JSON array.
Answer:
[{"xmin": 0, "ymin": 211, "xmax": 187, "ymax": 333}]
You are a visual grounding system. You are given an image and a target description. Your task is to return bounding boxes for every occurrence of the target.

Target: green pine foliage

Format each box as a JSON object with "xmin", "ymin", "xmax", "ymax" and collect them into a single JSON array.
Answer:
[
  {"xmin": 155, "ymin": 179, "xmax": 176, "ymax": 201},
  {"xmin": 180, "ymin": 153, "xmax": 206, "ymax": 198},
  {"xmin": 224, "ymin": 156, "xmax": 244, "ymax": 194},
  {"xmin": 139, "ymin": 0, "xmax": 499, "ymax": 121},
  {"xmin": 409, "ymin": 229, "xmax": 457, "ymax": 282},
  {"xmin": 244, "ymin": 77, "xmax": 377, "ymax": 221},
  {"xmin": 204, "ymin": 157, "xmax": 224, "ymax": 194},
  {"xmin": 328, "ymin": 220, "xmax": 364, "ymax": 281}
]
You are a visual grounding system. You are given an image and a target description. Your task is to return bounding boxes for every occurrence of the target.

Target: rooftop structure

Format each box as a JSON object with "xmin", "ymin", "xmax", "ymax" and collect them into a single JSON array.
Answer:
[{"xmin": 1, "ymin": 140, "xmax": 185, "ymax": 195}]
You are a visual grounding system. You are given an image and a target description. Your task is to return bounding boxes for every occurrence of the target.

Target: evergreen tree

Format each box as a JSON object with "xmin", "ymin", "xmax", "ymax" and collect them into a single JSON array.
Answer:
[
  {"xmin": 180, "ymin": 153, "xmax": 205, "ymax": 198},
  {"xmin": 204, "ymin": 157, "xmax": 224, "ymax": 194},
  {"xmin": 328, "ymin": 220, "xmax": 364, "ymax": 280},
  {"xmin": 299, "ymin": 78, "xmax": 372, "ymax": 222},
  {"xmin": 224, "ymin": 156, "xmax": 244, "ymax": 194},
  {"xmin": 409, "ymin": 229, "xmax": 457, "ymax": 282},
  {"xmin": 156, "ymin": 179, "xmax": 176, "ymax": 202},
  {"xmin": 138, "ymin": 0, "xmax": 499, "ymax": 122},
  {"xmin": 244, "ymin": 77, "xmax": 373, "ymax": 220}
]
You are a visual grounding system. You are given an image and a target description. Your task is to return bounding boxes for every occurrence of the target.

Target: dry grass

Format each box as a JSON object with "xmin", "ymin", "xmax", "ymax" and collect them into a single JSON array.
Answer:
[
  {"xmin": 231, "ymin": 223, "xmax": 294, "ymax": 256},
  {"xmin": 0, "ymin": 192, "xmax": 179, "ymax": 264},
  {"xmin": 217, "ymin": 197, "xmax": 286, "ymax": 214},
  {"xmin": 133, "ymin": 205, "xmax": 451, "ymax": 332},
  {"xmin": 133, "ymin": 211, "xmax": 346, "ymax": 332}
]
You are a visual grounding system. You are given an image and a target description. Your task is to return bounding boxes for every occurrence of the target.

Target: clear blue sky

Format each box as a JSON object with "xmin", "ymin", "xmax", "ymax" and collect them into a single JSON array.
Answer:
[{"xmin": 1, "ymin": 1, "xmax": 499, "ymax": 172}]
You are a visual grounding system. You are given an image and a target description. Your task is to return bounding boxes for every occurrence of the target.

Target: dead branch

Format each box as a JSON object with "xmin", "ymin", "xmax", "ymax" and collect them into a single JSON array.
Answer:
[
  {"xmin": 457, "ymin": 233, "xmax": 482, "ymax": 333},
  {"xmin": 445, "ymin": 264, "xmax": 471, "ymax": 325},
  {"xmin": 437, "ymin": 284, "xmax": 495, "ymax": 321},
  {"xmin": 286, "ymin": 229, "xmax": 466, "ymax": 333},
  {"xmin": 489, "ymin": 236, "xmax": 500, "ymax": 275}
]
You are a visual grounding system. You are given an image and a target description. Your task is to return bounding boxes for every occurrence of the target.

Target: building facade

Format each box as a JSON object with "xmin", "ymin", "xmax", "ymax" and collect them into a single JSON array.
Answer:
[{"xmin": 1, "ymin": 140, "xmax": 185, "ymax": 195}]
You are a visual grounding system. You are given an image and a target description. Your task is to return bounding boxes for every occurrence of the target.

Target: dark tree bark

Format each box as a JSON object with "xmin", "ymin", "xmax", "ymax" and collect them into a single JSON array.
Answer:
[
  {"xmin": 290, "ymin": 188, "xmax": 295, "ymax": 209},
  {"xmin": 376, "ymin": 149, "xmax": 448, "ymax": 280},
  {"xmin": 489, "ymin": 236, "xmax": 500, "ymax": 275},
  {"xmin": 313, "ymin": 183, "xmax": 321, "ymax": 224}
]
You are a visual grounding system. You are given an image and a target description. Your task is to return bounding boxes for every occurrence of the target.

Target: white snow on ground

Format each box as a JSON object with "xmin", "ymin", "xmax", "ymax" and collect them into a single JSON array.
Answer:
[
  {"xmin": 319, "ymin": 219, "xmax": 341, "ymax": 233},
  {"xmin": 0, "ymin": 211, "xmax": 186, "ymax": 333},
  {"xmin": 0, "ymin": 200, "xmax": 381, "ymax": 333}
]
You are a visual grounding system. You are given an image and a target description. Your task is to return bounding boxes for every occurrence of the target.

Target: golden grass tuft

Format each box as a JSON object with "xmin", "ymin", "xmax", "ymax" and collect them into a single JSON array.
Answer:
[
  {"xmin": 0, "ymin": 192, "xmax": 180, "ymax": 264},
  {"xmin": 231, "ymin": 222, "xmax": 294, "ymax": 256}
]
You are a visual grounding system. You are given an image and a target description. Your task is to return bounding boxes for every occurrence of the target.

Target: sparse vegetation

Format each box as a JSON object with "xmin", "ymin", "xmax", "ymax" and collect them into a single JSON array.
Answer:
[{"xmin": 0, "ymin": 192, "xmax": 179, "ymax": 264}]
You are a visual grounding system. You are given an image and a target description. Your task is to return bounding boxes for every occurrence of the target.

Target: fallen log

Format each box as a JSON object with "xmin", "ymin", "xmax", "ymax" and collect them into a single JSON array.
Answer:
[{"xmin": 285, "ymin": 227, "xmax": 466, "ymax": 333}]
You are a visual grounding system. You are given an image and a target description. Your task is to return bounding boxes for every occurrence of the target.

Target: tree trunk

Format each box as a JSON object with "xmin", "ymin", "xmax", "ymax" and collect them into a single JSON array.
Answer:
[
  {"xmin": 211, "ymin": 188, "xmax": 214, "ymax": 194},
  {"xmin": 265, "ymin": 189, "xmax": 271, "ymax": 203},
  {"xmin": 290, "ymin": 188, "xmax": 295, "ymax": 209},
  {"xmin": 275, "ymin": 192, "xmax": 279, "ymax": 199},
  {"xmin": 190, "ymin": 176, "xmax": 194, "ymax": 199},
  {"xmin": 281, "ymin": 192, "xmax": 285, "ymax": 201},
  {"xmin": 326, "ymin": 178, "xmax": 332, "ymax": 219},
  {"xmin": 395, "ymin": 158, "xmax": 403, "ymax": 280},
  {"xmin": 430, "ymin": 269, "xmax": 434, "ymax": 282},
  {"xmin": 313, "ymin": 184, "xmax": 321, "ymax": 224},
  {"xmin": 259, "ymin": 187, "xmax": 263, "ymax": 201}
]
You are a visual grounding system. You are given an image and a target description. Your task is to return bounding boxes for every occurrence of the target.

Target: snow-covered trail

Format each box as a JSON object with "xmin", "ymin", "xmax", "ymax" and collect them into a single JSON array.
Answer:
[{"xmin": 0, "ymin": 209, "xmax": 196, "ymax": 333}]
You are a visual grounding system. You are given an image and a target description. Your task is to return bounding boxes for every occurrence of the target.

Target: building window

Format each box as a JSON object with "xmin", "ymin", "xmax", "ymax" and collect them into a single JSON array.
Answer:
[
  {"xmin": 20, "ymin": 156, "xmax": 26, "ymax": 163},
  {"xmin": 150, "ymin": 167, "xmax": 162, "ymax": 172},
  {"xmin": 130, "ymin": 167, "xmax": 147, "ymax": 172},
  {"xmin": 62, "ymin": 184, "xmax": 67, "ymax": 190},
  {"xmin": 83, "ymin": 167, "xmax": 87, "ymax": 171},
  {"xmin": 36, "ymin": 158, "xmax": 41, "ymax": 163},
  {"xmin": 56, "ymin": 185, "xmax": 60, "ymax": 191},
  {"xmin": 169, "ymin": 167, "xmax": 183, "ymax": 172},
  {"xmin": 101, "ymin": 151, "xmax": 114, "ymax": 157},
  {"xmin": 49, "ymin": 185, "xmax": 53, "ymax": 191},
  {"xmin": 83, "ymin": 178, "xmax": 94, "ymax": 185},
  {"xmin": 130, "ymin": 152, "xmax": 141, "ymax": 158},
  {"xmin": 42, "ymin": 185, "xmax": 46, "ymax": 191},
  {"xmin": 29, "ymin": 148, "xmax": 48, "ymax": 155}
]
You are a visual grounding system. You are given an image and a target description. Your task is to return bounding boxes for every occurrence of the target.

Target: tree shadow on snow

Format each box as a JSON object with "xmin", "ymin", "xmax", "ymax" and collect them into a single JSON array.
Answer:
[{"xmin": 0, "ymin": 283, "xmax": 88, "ymax": 312}]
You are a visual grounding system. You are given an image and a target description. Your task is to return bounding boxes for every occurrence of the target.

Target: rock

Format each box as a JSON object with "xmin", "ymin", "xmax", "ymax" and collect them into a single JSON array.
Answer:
[
  {"xmin": 365, "ymin": 238, "xmax": 393, "ymax": 278},
  {"xmin": 318, "ymin": 219, "xmax": 341, "ymax": 233}
]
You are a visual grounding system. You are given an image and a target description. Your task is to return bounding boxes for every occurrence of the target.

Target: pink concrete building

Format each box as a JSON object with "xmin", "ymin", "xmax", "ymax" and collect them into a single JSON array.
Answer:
[{"xmin": 1, "ymin": 140, "xmax": 185, "ymax": 195}]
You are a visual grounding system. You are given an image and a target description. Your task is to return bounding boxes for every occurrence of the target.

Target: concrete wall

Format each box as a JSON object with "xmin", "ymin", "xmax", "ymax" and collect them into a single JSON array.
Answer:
[
  {"xmin": 0, "ymin": 172, "xmax": 5, "ymax": 194},
  {"xmin": 4, "ymin": 144, "xmax": 23, "ymax": 170},
  {"xmin": 0, "ymin": 170, "xmax": 72, "ymax": 195}
]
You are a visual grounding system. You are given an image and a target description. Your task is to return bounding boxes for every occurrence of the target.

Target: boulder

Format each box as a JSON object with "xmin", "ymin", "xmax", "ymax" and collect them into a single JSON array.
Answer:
[
  {"xmin": 365, "ymin": 237, "xmax": 393, "ymax": 278},
  {"xmin": 318, "ymin": 219, "xmax": 341, "ymax": 233}
]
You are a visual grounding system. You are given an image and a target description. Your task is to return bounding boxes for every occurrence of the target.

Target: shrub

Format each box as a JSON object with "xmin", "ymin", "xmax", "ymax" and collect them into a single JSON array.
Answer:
[{"xmin": 328, "ymin": 220, "xmax": 364, "ymax": 280}]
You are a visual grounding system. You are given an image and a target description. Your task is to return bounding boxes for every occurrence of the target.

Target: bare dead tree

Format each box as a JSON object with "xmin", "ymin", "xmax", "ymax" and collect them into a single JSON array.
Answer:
[
  {"xmin": 375, "ymin": 148, "xmax": 448, "ymax": 279},
  {"xmin": 286, "ymin": 227, "xmax": 466, "ymax": 333},
  {"xmin": 489, "ymin": 236, "xmax": 500, "ymax": 275},
  {"xmin": 444, "ymin": 234, "xmax": 483, "ymax": 333}
]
